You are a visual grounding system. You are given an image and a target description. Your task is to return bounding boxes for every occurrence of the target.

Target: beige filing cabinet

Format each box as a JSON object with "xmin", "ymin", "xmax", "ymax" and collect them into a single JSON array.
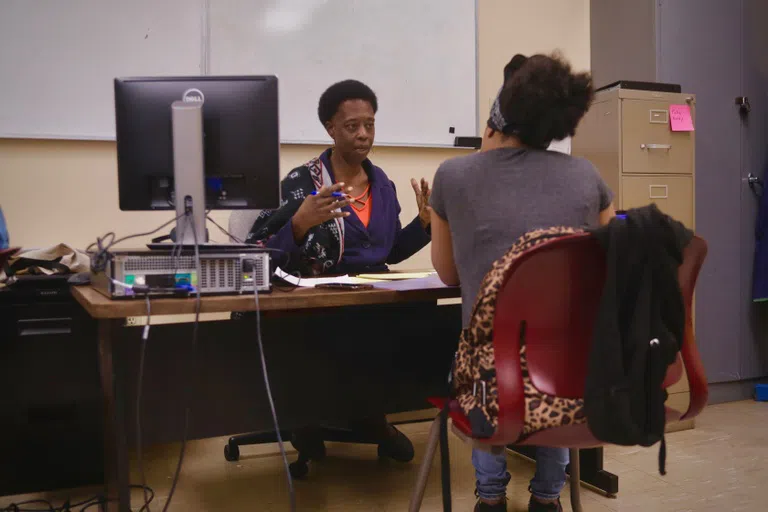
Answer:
[{"xmin": 573, "ymin": 87, "xmax": 696, "ymax": 432}]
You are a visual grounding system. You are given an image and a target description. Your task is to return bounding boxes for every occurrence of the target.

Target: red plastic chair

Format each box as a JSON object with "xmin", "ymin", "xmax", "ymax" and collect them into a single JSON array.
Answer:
[{"xmin": 409, "ymin": 233, "xmax": 708, "ymax": 512}]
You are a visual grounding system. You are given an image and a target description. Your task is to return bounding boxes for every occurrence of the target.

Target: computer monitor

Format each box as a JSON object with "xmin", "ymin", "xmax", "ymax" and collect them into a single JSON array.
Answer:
[{"xmin": 114, "ymin": 75, "xmax": 281, "ymax": 245}]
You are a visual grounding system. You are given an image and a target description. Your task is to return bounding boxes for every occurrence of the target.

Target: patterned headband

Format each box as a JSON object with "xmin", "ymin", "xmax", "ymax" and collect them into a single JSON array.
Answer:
[
  {"xmin": 488, "ymin": 55, "xmax": 529, "ymax": 133},
  {"xmin": 488, "ymin": 87, "xmax": 507, "ymax": 132}
]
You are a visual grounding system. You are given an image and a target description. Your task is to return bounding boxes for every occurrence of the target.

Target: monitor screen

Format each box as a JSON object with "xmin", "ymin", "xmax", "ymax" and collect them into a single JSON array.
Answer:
[{"xmin": 114, "ymin": 76, "xmax": 281, "ymax": 211}]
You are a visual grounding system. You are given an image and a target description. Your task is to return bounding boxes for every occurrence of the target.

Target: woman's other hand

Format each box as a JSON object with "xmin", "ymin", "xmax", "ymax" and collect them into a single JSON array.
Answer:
[
  {"xmin": 411, "ymin": 178, "xmax": 432, "ymax": 229},
  {"xmin": 291, "ymin": 183, "xmax": 352, "ymax": 242}
]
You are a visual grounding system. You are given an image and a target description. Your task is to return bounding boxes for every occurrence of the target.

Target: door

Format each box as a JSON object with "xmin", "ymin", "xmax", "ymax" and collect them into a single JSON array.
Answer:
[
  {"xmin": 740, "ymin": 0, "xmax": 768, "ymax": 379},
  {"xmin": 657, "ymin": 0, "xmax": 745, "ymax": 383}
]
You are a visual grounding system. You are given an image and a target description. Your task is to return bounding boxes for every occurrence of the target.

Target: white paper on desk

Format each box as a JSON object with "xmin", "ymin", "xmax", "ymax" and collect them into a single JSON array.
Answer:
[
  {"xmin": 273, "ymin": 267, "xmax": 372, "ymax": 288},
  {"xmin": 371, "ymin": 274, "xmax": 453, "ymax": 291}
]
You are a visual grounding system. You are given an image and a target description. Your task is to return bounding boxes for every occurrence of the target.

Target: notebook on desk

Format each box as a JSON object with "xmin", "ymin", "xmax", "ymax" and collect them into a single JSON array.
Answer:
[{"xmin": 356, "ymin": 271, "xmax": 435, "ymax": 281}]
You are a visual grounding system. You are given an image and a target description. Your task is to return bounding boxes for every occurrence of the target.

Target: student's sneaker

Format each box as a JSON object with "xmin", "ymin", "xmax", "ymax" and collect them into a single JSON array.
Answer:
[
  {"xmin": 528, "ymin": 496, "xmax": 563, "ymax": 512},
  {"xmin": 473, "ymin": 497, "xmax": 507, "ymax": 511}
]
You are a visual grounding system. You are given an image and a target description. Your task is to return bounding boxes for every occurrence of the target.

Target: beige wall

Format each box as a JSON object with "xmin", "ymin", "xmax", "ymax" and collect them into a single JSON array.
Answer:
[
  {"xmin": 477, "ymin": 0, "xmax": 591, "ymax": 128},
  {"xmin": 0, "ymin": 0, "xmax": 590, "ymax": 271},
  {"xmin": 0, "ymin": 140, "xmax": 465, "ymax": 269},
  {"xmin": 589, "ymin": 0, "xmax": 657, "ymax": 88}
]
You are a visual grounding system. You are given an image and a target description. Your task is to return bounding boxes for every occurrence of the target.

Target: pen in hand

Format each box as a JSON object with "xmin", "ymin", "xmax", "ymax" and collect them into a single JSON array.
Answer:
[{"xmin": 311, "ymin": 190, "xmax": 366, "ymax": 207}]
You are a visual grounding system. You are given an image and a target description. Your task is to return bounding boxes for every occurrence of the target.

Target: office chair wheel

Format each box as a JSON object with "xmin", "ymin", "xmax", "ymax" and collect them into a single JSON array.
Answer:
[
  {"xmin": 224, "ymin": 443, "xmax": 240, "ymax": 462},
  {"xmin": 289, "ymin": 459, "xmax": 310, "ymax": 479}
]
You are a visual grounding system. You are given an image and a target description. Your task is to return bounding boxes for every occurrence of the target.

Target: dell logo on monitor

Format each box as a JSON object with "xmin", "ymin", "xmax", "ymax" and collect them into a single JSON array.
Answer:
[{"xmin": 182, "ymin": 88, "xmax": 205, "ymax": 103}]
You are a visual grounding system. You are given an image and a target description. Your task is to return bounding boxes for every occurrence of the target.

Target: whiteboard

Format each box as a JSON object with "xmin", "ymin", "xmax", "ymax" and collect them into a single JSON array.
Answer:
[
  {"xmin": 209, "ymin": 0, "xmax": 477, "ymax": 146},
  {"xmin": 0, "ymin": 0, "xmax": 203, "ymax": 140},
  {"xmin": 0, "ymin": 0, "xmax": 477, "ymax": 146}
]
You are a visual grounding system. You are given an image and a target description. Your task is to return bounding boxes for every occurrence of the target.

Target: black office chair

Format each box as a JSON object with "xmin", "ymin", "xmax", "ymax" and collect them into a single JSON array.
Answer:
[
  {"xmin": 221, "ymin": 203, "xmax": 460, "ymax": 478},
  {"xmin": 224, "ymin": 420, "xmax": 409, "ymax": 478},
  {"xmin": 222, "ymin": 307, "xmax": 421, "ymax": 479}
]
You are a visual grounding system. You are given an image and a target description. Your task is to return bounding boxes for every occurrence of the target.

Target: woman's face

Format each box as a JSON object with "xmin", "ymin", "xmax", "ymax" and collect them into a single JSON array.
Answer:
[{"xmin": 325, "ymin": 99, "xmax": 375, "ymax": 163}]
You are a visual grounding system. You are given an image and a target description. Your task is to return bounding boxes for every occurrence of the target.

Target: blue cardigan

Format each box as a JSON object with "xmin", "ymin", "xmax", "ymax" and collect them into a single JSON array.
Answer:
[{"xmin": 262, "ymin": 149, "xmax": 430, "ymax": 275}]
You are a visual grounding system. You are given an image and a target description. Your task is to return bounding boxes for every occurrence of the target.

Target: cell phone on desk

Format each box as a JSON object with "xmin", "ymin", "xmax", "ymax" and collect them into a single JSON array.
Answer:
[{"xmin": 315, "ymin": 283, "xmax": 374, "ymax": 291}]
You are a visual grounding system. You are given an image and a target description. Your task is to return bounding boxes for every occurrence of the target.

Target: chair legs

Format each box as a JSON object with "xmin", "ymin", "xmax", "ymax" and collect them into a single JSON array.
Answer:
[
  {"xmin": 225, "ymin": 422, "xmax": 402, "ymax": 479},
  {"xmin": 569, "ymin": 448, "xmax": 583, "ymax": 512},
  {"xmin": 408, "ymin": 416, "xmax": 441, "ymax": 512},
  {"xmin": 224, "ymin": 430, "xmax": 289, "ymax": 462},
  {"xmin": 409, "ymin": 423, "xmax": 585, "ymax": 512}
]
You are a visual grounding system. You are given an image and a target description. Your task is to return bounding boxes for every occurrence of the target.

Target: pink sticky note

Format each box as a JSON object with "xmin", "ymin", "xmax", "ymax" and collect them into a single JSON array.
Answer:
[{"xmin": 669, "ymin": 104, "xmax": 694, "ymax": 132}]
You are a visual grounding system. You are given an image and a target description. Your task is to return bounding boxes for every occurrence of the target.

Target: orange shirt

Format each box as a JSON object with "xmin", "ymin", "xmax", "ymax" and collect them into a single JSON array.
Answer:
[{"xmin": 351, "ymin": 185, "xmax": 372, "ymax": 228}]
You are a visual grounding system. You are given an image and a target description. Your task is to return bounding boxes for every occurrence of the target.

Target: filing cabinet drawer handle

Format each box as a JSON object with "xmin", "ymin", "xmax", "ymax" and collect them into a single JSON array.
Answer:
[
  {"xmin": 17, "ymin": 317, "xmax": 72, "ymax": 336},
  {"xmin": 640, "ymin": 143, "xmax": 672, "ymax": 150},
  {"xmin": 649, "ymin": 185, "xmax": 669, "ymax": 199}
]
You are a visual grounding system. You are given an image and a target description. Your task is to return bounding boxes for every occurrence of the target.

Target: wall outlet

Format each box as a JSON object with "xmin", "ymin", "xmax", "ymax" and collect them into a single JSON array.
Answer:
[{"xmin": 125, "ymin": 317, "xmax": 140, "ymax": 327}]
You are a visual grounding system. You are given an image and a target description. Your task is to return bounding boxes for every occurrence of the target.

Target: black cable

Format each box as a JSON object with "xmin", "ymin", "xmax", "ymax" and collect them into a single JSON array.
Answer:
[
  {"xmin": 204, "ymin": 214, "xmax": 290, "ymax": 263},
  {"xmin": 70, "ymin": 494, "xmax": 105, "ymax": 512},
  {"xmin": 137, "ymin": 293, "xmax": 152, "ymax": 512},
  {"xmin": 161, "ymin": 213, "xmax": 202, "ymax": 512},
  {"xmin": 252, "ymin": 277, "xmax": 296, "ymax": 511},
  {"xmin": 87, "ymin": 212, "xmax": 186, "ymax": 273},
  {"xmin": 205, "ymin": 214, "xmax": 245, "ymax": 244},
  {"xmin": 272, "ymin": 274, "xmax": 301, "ymax": 293},
  {"xmin": 0, "ymin": 499, "xmax": 55, "ymax": 512},
  {"xmin": 0, "ymin": 486, "xmax": 153, "ymax": 512},
  {"xmin": 169, "ymin": 217, "xmax": 189, "ymax": 284},
  {"xmin": 86, "ymin": 212, "xmax": 184, "ymax": 255},
  {"xmin": 78, "ymin": 499, "xmax": 106, "ymax": 512}
]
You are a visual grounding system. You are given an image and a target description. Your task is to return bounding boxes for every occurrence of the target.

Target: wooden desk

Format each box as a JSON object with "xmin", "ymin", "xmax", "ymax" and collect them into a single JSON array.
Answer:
[
  {"xmin": 72, "ymin": 278, "xmax": 460, "ymax": 319},
  {"xmin": 71, "ymin": 279, "xmax": 618, "ymax": 510},
  {"xmin": 71, "ymin": 281, "xmax": 462, "ymax": 512}
]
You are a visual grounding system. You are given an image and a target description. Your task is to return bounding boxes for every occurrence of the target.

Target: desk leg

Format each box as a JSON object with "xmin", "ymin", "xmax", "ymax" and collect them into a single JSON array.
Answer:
[
  {"xmin": 508, "ymin": 446, "xmax": 619, "ymax": 497},
  {"xmin": 98, "ymin": 319, "xmax": 131, "ymax": 512}
]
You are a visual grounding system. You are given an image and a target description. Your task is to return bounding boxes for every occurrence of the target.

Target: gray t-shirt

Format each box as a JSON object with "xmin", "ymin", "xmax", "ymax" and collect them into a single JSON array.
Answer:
[{"xmin": 430, "ymin": 147, "xmax": 613, "ymax": 327}]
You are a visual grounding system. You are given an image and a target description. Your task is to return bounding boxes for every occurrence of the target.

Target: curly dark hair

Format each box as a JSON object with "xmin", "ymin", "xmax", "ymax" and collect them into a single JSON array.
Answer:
[
  {"xmin": 495, "ymin": 52, "xmax": 593, "ymax": 149},
  {"xmin": 317, "ymin": 79, "xmax": 378, "ymax": 126}
]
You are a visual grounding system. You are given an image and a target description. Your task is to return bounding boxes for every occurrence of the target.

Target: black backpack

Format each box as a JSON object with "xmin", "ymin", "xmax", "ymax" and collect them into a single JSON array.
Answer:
[{"xmin": 584, "ymin": 205, "xmax": 692, "ymax": 475}]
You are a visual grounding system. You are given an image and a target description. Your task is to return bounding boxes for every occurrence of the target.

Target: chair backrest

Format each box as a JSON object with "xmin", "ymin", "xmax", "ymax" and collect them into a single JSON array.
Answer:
[
  {"xmin": 227, "ymin": 210, "xmax": 261, "ymax": 243},
  {"xmin": 490, "ymin": 232, "xmax": 708, "ymax": 443}
]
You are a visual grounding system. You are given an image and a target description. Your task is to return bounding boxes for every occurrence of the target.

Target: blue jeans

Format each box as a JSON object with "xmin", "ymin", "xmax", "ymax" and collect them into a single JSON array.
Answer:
[{"xmin": 473, "ymin": 447, "xmax": 568, "ymax": 501}]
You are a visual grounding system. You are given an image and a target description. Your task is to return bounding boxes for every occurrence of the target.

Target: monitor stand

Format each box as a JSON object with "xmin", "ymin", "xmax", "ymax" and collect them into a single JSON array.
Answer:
[
  {"xmin": 168, "ymin": 99, "xmax": 208, "ymax": 249},
  {"xmin": 145, "ymin": 100, "xmax": 266, "ymax": 254}
]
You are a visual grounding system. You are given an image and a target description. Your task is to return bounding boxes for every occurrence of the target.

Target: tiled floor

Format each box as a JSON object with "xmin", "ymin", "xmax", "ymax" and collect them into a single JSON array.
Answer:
[{"xmin": 3, "ymin": 400, "xmax": 767, "ymax": 511}]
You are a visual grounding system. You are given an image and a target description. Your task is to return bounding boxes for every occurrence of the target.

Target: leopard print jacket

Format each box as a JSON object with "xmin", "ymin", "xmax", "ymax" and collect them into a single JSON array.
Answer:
[{"xmin": 453, "ymin": 227, "xmax": 587, "ymax": 439}]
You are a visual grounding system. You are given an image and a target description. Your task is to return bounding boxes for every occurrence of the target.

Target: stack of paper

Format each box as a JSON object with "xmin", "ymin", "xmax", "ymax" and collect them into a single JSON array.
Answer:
[
  {"xmin": 274, "ymin": 268, "xmax": 384, "ymax": 288},
  {"xmin": 273, "ymin": 268, "xmax": 436, "ymax": 288}
]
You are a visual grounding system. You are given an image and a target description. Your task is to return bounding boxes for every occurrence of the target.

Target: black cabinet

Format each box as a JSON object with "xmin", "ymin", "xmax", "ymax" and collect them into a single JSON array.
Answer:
[{"xmin": 0, "ymin": 287, "xmax": 104, "ymax": 496}]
